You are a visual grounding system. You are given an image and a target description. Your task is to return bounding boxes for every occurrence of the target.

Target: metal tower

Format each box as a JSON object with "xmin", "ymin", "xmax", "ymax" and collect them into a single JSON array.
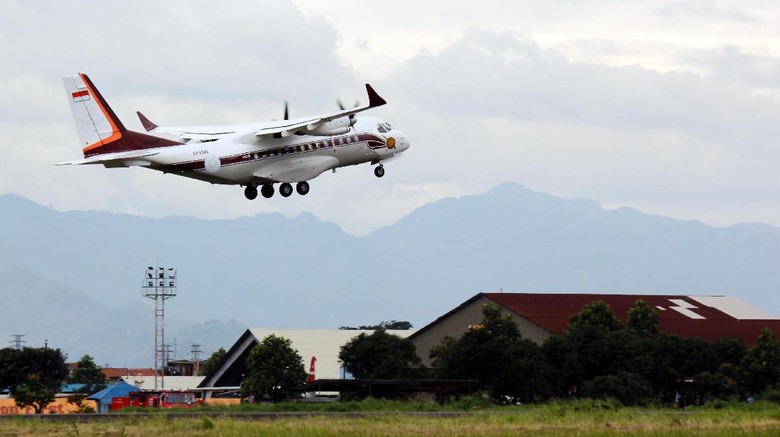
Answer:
[
  {"xmin": 9, "ymin": 334, "xmax": 25, "ymax": 350},
  {"xmin": 142, "ymin": 265, "xmax": 177, "ymax": 390}
]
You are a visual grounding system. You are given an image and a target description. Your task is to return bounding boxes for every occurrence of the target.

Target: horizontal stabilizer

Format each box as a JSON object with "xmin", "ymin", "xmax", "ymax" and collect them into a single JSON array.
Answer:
[{"xmin": 55, "ymin": 150, "xmax": 160, "ymax": 167}]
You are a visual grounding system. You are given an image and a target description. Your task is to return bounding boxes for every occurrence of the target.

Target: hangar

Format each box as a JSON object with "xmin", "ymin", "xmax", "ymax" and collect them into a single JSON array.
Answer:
[
  {"xmin": 199, "ymin": 329, "xmax": 413, "ymax": 398},
  {"xmin": 411, "ymin": 293, "xmax": 780, "ymax": 366}
]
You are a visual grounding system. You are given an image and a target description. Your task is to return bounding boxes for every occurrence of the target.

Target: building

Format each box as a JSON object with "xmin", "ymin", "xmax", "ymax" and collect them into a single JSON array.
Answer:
[
  {"xmin": 123, "ymin": 375, "xmax": 205, "ymax": 391},
  {"xmin": 411, "ymin": 293, "xmax": 780, "ymax": 366},
  {"xmin": 101, "ymin": 367, "xmax": 157, "ymax": 384},
  {"xmin": 199, "ymin": 329, "xmax": 414, "ymax": 398}
]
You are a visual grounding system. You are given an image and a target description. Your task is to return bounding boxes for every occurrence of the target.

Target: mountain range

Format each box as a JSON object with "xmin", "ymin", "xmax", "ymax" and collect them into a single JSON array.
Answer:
[{"xmin": 2, "ymin": 182, "xmax": 779, "ymax": 367}]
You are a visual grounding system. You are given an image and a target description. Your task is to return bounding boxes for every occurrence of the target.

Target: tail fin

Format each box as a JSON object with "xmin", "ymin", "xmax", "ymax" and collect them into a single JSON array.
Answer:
[{"xmin": 63, "ymin": 73, "xmax": 180, "ymax": 158}]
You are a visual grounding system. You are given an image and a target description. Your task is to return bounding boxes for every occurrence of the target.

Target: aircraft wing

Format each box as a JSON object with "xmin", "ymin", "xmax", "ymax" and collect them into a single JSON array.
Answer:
[
  {"xmin": 55, "ymin": 150, "xmax": 160, "ymax": 167},
  {"xmin": 254, "ymin": 84, "xmax": 386, "ymax": 139}
]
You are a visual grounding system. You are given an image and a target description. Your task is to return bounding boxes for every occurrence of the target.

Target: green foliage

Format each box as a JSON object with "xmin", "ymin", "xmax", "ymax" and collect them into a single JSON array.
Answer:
[
  {"xmin": 431, "ymin": 303, "xmax": 549, "ymax": 402},
  {"xmin": 566, "ymin": 301, "xmax": 623, "ymax": 336},
  {"xmin": 69, "ymin": 354, "xmax": 106, "ymax": 395},
  {"xmin": 14, "ymin": 372, "xmax": 58, "ymax": 414},
  {"xmin": 3, "ymin": 347, "xmax": 68, "ymax": 414},
  {"xmin": 739, "ymin": 328, "xmax": 780, "ymax": 395},
  {"xmin": 241, "ymin": 335, "xmax": 307, "ymax": 402},
  {"xmin": 339, "ymin": 329, "xmax": 421, "ymax": 380},
  {"xmin": 199, "ymin": 348, "xmax": 227, "ymax": 376},
  {"xmin": 340, "ymin": 320, "xmax": 414, "ymax": 330},
  {"xmin": 580, "ymin": 372, "xmax": 653, "ymax": 406},
  {"xmin": 627, "ymin": 300, "xmax": 659, "ymax": 337}
]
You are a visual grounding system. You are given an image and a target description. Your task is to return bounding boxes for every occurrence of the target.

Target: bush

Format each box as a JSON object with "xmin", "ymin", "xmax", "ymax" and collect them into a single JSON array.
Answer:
[{"xmin": 580, "ymin": 372, "xmax": 653, "ymax": 406}]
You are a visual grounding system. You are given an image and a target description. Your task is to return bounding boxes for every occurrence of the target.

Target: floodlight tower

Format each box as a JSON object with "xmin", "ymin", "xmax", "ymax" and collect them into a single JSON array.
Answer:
[{"xmin": 142, "ymin": 265, "xmax": 177, "ymax": 390}]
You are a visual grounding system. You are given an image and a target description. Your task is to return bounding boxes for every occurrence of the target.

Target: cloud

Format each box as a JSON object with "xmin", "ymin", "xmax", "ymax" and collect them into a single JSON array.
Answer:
[
  {"xmin": 3, "ymin": 0, "xmax": 780, "ymax": 235},
  {"xmin": 382, "ymin": 29, "xmax": 780, "ymax": 219}
]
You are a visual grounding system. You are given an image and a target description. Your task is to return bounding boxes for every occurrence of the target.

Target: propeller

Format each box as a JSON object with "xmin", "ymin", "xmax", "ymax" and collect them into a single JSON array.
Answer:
[
  {"xmin": 337, "ymin": 99, "xmax": 360, "ymax": 126},
  {"xmin": 283, "ymin": 100, "xmax": 289, "ymax": 120}
]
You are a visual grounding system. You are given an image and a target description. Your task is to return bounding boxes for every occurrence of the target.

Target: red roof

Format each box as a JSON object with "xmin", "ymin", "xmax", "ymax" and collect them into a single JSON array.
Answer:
[
  {"xmin": 477, "ymin": 293, "xmax": 780, "ymax": 347},
  {"xmin": 102, "ymin": 368, "xmax": 157, "ymax": 380}
]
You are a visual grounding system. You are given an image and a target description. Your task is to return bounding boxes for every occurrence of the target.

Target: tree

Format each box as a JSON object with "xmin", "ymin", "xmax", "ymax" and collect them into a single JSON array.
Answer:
[
  {"xmin": 199, "ymin": 348, "xmax": 227, "ymax": 376},
  {"xmin": 0, "ymin": 348, "xmax": 19, "ymax": 390},
  {"xmin": 339, "ymin": 329, "xmax": 421, "ymax": 379},
  {"xmin": 69, "ymin": 355, "xmax": 106, "ymax": 389},
  {"xmin": 566, "ymin": 301, "xmax": 623, "ymax": 336},
  {"xmin": 627, "ymin": 300, "xmax": 659, "ymax": 337},
  {"xmin": 241, "ymin": 335, "xmax": 306, "ymax": 402},
  {"xmin": 14, "ymin": 373, "xmax": 58, "ymax": 414},
  {"xmin": 739, "ymin": 329, "xmax": 780, "ymax": 395},
  {"xmin": 431, "ymin": 304, "xmax": 549, "ymax": 402},
  {"xmin": 67, "ymin": 355, "xmax": 106, "ymax": 411},
  {"xmin": 11, "ymin": 347, "xmax": 68, "ymax": 414},
  {"xmin": 339, "ymin": 321, "xmax": 414, "ymax": 330}
]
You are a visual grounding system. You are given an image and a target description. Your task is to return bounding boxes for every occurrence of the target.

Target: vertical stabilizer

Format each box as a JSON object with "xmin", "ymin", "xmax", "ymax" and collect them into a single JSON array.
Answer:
[
  {"xmin": 63, "ymin": 73, "xmax": 125, "ymax": 157},
  {"xmin": 63, "ymin": 73, "xmax": 181, "ymax": 158}
]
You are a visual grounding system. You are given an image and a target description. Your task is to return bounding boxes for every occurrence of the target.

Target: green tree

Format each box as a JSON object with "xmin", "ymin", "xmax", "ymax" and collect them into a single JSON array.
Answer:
[
  {"xmin": 0, "ymin": 348, "xmax": 19, "ymax": 390},
  {"xmin": 14, "ymin": 373, "xmax": 58, "ymax": 414},
  {"xmin": 11, "ymin": 347, "xmax": 68, "ymax": 414},
  {"xmin": 67, "ymin": 355, "xmax": 106, "ymax": 411},
  {"xmin": 566, "ymin": 301, "xmax": 623, "ymax": 336},
  {"xmin": 739, "ymin": 329, "xmax": 780, "ymax": 395},
  {"xmin": 339, "ymin": 329, "xmax": 421, "ymax": 379},
  {"xmin": 241, "ymin": 335, "xmax": 306, "ymax": 402},
  {"xmin": 627, "ymin": 300, "xmax": 659, "ymax": 337},
  {"xmin": 199, "ymin": 348, "xmax": 227, "ymax": 376},
  {"xmin": 431, "ymin": 304, "xmax": 549, "ymax": 402},
  {"xmin": 339, "ymin": 321, "xmax": 413, "ymax": 330},
  {"xmin": 69, "ymin": 355, "xmax": 106, "ymax": 389}
]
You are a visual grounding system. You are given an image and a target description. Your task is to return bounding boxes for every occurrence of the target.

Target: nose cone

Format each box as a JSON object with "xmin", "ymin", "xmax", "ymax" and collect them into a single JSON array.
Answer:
[{"xmin": 396, "ymin": 131, "xmax": 410, "ymax": 152}]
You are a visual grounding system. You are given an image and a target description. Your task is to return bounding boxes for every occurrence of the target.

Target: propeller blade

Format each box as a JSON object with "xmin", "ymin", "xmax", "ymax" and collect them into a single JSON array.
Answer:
[
  {"xmin": 337, "ymin": 99, "xmax": 346, "ymax": 111},
  {"xmin": 284, "ymin": 100, "xmax": 289, "ymax": 120}
]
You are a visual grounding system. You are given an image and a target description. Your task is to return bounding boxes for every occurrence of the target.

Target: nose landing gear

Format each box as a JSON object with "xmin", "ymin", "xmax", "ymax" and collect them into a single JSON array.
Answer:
[{"xmin": 374, "ymin": 165, "xmax": 385, "ymax": 178}]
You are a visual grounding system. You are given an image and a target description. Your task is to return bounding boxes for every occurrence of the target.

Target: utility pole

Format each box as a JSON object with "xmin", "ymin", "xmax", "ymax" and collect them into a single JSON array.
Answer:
[
  {"xmin": 190, "ymin": 344, "xmax": 203, "ymax": 376},
  {"xmin": 142, "ymin": 264, "xmax": 177, "ymax": 390}
]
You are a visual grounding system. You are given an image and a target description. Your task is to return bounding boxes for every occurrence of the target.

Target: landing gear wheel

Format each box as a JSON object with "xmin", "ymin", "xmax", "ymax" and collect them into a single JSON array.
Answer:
[
  {"xmin": 374, "ymin": 165, "xmax": 385, "ymax": 178},
  {"xmin": 244, "ymin": 185, "xmax": 258, "ymax": 200},
  {"xmin": 280, "ymin": 183, "xmax": 293, "ymax": 197},
  {"xmin": 296, "ymin": 181, "xmax": 310, "ymax": 196},
  {"xmin": 261, "ymin": 184, "xmax": 275, "ymax": 198}
]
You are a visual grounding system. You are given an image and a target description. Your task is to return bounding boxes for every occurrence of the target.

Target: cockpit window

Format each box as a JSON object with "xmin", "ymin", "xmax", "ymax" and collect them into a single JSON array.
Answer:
[{"xmin": 377, "ymin": 123, "xmax": 388, "ymax": 133}]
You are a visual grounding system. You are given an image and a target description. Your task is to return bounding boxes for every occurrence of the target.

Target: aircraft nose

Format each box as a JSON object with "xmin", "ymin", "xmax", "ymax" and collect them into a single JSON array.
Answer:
[{"xmin": 397, "ymin": 132, "xmax": 410, "ymax": 151}]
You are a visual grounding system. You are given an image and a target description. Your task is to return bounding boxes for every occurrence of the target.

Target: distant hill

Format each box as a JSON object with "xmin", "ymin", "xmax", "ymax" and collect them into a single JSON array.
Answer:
[{"xmin": 2, "ymin": 183, "xmax": 780, "ymax": 366}]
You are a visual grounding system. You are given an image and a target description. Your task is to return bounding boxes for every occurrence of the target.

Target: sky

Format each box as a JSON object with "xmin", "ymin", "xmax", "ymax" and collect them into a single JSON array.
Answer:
[{"xmin": 2, "ymin": 0, "xmax": 780, "ymax": 235}]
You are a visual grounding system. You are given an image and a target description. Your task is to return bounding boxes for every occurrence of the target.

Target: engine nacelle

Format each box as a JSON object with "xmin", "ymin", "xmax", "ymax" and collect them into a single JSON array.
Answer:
[{"xmin": 306, "ymin": 117, "xmax": 354, "ymax": 136}]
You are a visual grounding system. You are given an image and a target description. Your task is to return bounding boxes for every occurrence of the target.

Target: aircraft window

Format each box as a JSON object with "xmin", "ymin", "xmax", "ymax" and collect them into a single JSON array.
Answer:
[
  {"xmin": 377, "ymin": 123, "xmax": 388, "ymax": 133},
  {"xmin": 384, "ymin": 123, "xmax": 393, "ymax": 130}
]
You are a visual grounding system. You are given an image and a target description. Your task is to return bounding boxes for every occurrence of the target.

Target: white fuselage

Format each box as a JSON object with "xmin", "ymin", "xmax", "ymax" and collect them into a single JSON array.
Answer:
[{"xmin": 145, "ymin": 116, "xmax": 409, "ymax": 186}]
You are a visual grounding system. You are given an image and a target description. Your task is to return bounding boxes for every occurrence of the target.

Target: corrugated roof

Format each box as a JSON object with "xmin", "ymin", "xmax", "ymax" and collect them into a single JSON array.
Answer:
[
  {"xmin": 480, "ymin": 292, "xmax": 780, "ymax": 347},
  {"xmin": 102, "ymin": 368, "xmax": 156, "ymax": 379},
  {"xmin": 247, "ymin": 329, "xmax": 414, "ymax": 380}
]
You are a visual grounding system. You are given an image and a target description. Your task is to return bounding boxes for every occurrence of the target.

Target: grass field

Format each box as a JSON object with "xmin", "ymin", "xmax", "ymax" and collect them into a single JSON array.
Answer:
[{"xmin": 2, "ymin": 400, "xmax": 780, "ymax": 436}]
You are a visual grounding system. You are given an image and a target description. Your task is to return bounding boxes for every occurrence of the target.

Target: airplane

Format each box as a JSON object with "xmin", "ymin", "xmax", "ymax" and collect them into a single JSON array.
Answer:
[{"xmin": 58, "ymin": 73, "xmax": 410, "ymax": 199}]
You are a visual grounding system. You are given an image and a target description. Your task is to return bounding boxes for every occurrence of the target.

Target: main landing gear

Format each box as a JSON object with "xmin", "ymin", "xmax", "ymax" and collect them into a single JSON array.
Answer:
[
  {"xmin": 374, "ymin": 165, "xmax": 385, "ymax": 178},
  {"xmin": 245, "ymin": 182, "xmax": 310, "ymax": 199}
]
